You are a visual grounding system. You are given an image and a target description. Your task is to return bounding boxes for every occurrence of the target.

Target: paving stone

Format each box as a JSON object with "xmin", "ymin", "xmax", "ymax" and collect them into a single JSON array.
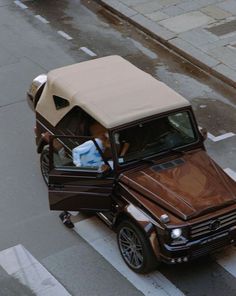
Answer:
[
  {"xmin": 102, "ymin": 0, "xmax": 138, "ymax": 17},
  {"xmin": 132, "ymin": 1, "xmax": 162, "ymax": 14},
  {"xmin": 119, "ymin": 0, "xmax": 146, "ymax": 6},
  {"xmin": 201, "ymin": 5, "xmax": 232, "ymax": 20},
  {"xmin": 208, "ymin": 45, "xmax": 236, "ymax": 69},
  {"xmin": 217, "ymin": 0, "xmax": 236, "ymax": 14},
  {"xmin": 169, "ymin": 37, "xmax": 220, "ymax": 68},
  {"xmin": 155, "ymin": 0, "xmax": 183, "ymax": 7},
  {"xmin": 179, "ymin": 28, "xmax": 218, "ymax": 47},
  {"xmin": 200, "ymin": 34, "xmax": 236, "ymax": 52},
  {"xmin": 101, "ymin": 0, "xmax": 236, "ymax": 87},
  {"xmin": 213, "ymin": 63, "xmax": 236, "ymax": 85},
  {"xmin": 161, "ymin": 5, "xmax": 185, "ymax": 17},
  {"xmin": 159, "ymin": 11, "xmax": 215, "ymax": 33},
  {"xmin": 206, "ymin": 19, "xmax": 236, "ymax": 36},
  {"xmin": 131, "ymin": 13, "xmax": 176, "ymax": 40},
  {"xmin": 145, "ymin": 10, "xmax": 168, "ymax": 22},
  {"xmin": 178, "ymin": 0, "xmax": 219, "ymax": 12}
]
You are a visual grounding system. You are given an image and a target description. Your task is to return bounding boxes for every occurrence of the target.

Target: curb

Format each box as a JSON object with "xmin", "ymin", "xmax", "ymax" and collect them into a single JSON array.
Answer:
[{"xmin": 95, "ymin": 0, "xmax": 236, "ymax": 89}]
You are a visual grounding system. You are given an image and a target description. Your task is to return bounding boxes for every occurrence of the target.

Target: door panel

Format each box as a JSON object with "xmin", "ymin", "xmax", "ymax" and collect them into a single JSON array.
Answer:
[
  {"xmin": 49, "ymin": 169, "xmax": 113, "ymax": 211},
  {"xmin": 48, "ymin": 135, "xmax": 114, "ymax": 212}
]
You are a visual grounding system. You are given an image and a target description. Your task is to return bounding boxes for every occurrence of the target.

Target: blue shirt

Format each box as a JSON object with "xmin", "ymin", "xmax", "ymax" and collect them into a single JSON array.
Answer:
[{"xmin": 72, "ymin": 139, "xmax": 104, "ymax": 168}]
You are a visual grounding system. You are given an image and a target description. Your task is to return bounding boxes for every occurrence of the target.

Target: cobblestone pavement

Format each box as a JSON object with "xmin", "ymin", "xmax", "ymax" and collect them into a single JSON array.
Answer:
[{"xmin": 96, "ymin": 0, "xmax": 236, "ymax": 88}]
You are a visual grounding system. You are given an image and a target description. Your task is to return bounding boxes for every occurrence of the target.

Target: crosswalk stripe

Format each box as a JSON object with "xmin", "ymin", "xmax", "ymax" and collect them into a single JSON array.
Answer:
[
  {"xmin": 0, "ymin": 244, "xmax": 71, "ymax": 296},
  {"xmin": 214, "ymin": 246, "xmax": 236, "ymax": 278},
  {"xmin": 74, "ymin": 216, "xmax": 185, "ymax": 296}
]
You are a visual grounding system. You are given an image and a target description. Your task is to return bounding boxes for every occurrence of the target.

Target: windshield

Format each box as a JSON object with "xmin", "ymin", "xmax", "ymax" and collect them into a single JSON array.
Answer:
[{"xmin": 114, "ymin": 111, "xmax": 198, "ymax": 164}]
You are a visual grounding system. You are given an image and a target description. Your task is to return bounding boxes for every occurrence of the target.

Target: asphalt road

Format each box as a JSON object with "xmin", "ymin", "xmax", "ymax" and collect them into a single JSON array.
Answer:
[{"xmin": 0, "ymin": 0, "xmax": 236, "ymax": 295}]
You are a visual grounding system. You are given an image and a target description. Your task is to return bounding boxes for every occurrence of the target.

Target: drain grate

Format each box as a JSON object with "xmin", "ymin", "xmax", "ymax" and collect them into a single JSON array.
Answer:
[{"xmin": 206, "ymin": 19, "xmax": 236, "ymax": 36}]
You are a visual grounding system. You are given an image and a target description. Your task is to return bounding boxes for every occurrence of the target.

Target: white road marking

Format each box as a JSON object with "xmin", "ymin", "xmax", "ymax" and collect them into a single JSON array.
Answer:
[
  {"xmin": 14, "ymin": 0, "xmax": 28, "ymax": 9},
  {"xmin": 0, "ymin": 244, "xmax": 71, "ymax": 295},
  {"xmin": 224, "ymin": 168, "xmax": 236, "ymax": 181},
  {"xmin": 57, "ymin": 31, "xmax": 73, "ymax": 40},
  {"xmin": 35, "ymin": 15, "xmax": 49, "ymax": 24},
  {"xmin": 80, "ymin": 47, "xmax": 97, "ymax": 57},
  {"xmin": 228, "ymin": 45, "xmax": 236, "ymax": 51},
  {"xmin": 214, "ymin": 246, "xmax": 236, "ymax": 278},
  {"xmin": 207, "ymin": 132, "xmax": 216, "ymax": 141},
  {"xmin": 215, "ymin": 169, "xmax": 236, "ymax": 275},
  {"xmin": 207, "ymin": 132, "xmax": 235, "ymax": 142},
  {"xmin": 198, "ymin": 126, "xmax": 235, "ymax": 142},
  {"xmin": 73, "ymin": 216, "xmax": 185, "ymax": 296}
]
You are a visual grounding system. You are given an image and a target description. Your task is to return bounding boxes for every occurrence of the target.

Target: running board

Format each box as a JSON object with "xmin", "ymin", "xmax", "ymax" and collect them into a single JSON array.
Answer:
[{"xmin": 97, "ymin": 212, "xmax": 113, "ymax": 227}]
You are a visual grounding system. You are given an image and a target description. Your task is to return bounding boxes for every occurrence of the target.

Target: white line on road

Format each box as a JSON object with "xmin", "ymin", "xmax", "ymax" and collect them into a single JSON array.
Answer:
[
  {"xmin": 224, "ymin": 168, "xmax": 236, "ymax": 181},
  {"xmin": 14, "ymin": 0, "xmax": 28, "ymax": 9},
  {"xmin": 215, "ymin": 246, "xmax": 236, "ymax": 278},
  {"xmin": 0, "ymin": 244, "xmax": 71, "ymax": 295},
  {"xmin": 57, "ymin": 31, "xmax": 73, "ymax": 40},
  {"xmin": 35, "ymin": 15, "xmax": 49, "ymax": 24},
  {"xmin": 80, "ymin": 47, "xmax": 97, "ymax": 57},
  {"xmin": 207, "ymin": 132, "xmax": 235, "ymax": 142},
  {"xmin": 74, "ymin": 216, "xmax": 185, "ymax": 296},
  {"xmin": 198, "ymin": 126, "xmax": 235, "ymax": 142}
]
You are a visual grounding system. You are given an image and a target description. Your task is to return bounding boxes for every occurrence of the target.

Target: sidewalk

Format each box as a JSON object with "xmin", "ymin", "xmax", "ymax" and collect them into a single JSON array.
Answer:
[{"xmin": 96, "ymin": 0, "xmax": 236, "ymax": 88}]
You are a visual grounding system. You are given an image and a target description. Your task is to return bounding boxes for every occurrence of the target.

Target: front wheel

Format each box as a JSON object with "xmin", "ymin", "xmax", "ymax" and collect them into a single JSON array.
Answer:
[
  {"xmin": 117, "ymin": 220, "xmax": 157, "ymax": 274},
  {"xmin": 40, "ymin": 145, "xmax": 49, "ymax": 185}
]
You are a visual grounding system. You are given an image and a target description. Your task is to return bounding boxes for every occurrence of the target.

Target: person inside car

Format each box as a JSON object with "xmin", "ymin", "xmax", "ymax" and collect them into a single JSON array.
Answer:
[{"xmin": 72, "ymin": 132, "xmax": 110, "ymax": 169}]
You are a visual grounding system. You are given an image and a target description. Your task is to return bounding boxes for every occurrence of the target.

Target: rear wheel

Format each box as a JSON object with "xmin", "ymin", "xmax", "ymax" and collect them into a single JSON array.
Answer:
[
  {"xmin": 117, "ymin": 220, "xmax": 157, "ymax": 274},
  {"xmin": 40, "ymin": 145, "xmax": 49, "ymax": 185}
]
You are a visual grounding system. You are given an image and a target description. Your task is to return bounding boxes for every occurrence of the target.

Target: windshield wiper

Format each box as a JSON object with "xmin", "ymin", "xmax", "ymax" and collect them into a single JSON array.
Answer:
[
  {"xmin": 159, "ymin": 147, "xmax": 186, "ymax": 156},
  {"xmin": 129, "ymin": 156, "xmax": 157, "ymax": 165}
]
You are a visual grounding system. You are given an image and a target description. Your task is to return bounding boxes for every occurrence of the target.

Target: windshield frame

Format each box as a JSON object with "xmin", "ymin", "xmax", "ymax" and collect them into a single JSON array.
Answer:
[{"xmin": 111, "ymin": 107, "xmax": 201, "ymax": 168}]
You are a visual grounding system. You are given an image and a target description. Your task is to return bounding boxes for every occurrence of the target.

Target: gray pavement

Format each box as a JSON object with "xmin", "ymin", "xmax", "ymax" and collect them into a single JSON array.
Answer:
[
  {"xmin": 96, "ymin": 0, "xmax": 236, "ymax": 88},
  {"xmin": 0, "ymin": 0, "xmax": 236, "ymax": 295}
]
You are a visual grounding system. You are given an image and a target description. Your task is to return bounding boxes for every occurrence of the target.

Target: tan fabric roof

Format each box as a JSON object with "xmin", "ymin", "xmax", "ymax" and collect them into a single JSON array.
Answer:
[{"xmin": 36, "ymin": 55, "xmax": 190, "ymax": 128}]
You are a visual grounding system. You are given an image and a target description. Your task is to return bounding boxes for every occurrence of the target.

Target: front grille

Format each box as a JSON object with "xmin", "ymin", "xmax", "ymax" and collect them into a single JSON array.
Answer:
[
  {"xmin": 190, "ymin": 210, "xmax": 236, "ymax": 239},
  {"xmin": 191, "ymin": 234, "xmax": 229, "ymax": 259}
]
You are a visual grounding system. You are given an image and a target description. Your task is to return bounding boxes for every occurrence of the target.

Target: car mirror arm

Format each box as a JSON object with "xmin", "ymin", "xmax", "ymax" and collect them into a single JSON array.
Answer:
[{"xmin": 199, "ymin": 127, "xmax": 207, "ymax": 141}]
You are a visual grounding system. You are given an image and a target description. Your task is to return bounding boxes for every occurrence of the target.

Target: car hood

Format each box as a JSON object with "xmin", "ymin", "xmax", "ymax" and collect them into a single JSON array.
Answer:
[{"xmin": 120, "ymin": 150, "xmax": 236, "ymax": 221}]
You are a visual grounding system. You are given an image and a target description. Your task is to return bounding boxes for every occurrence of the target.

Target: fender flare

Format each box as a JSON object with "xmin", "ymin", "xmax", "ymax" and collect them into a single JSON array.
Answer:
[{"xmin": 115, "ymin": 204, "xmax": 161, "ymax": 260}]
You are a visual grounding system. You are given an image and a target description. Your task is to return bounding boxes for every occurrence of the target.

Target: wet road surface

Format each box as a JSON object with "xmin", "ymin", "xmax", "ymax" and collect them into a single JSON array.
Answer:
[{"xmin": 0, "ymin": 0, "xmax": 236, "ymax": 295}]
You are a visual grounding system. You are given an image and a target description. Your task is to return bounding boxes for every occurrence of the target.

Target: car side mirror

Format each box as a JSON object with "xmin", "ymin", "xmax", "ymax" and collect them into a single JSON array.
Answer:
[{"xmin": 200, "ymin": 127, "xmax": 207, "ymax": 141}]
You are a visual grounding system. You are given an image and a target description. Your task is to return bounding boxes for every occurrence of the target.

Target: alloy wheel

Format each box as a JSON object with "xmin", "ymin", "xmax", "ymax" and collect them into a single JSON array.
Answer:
[
  {"xmin": 40, "ymin": 145, "xmax": 49, "ymax": 185},
  {"xmin": 118, "ymin": 226, "xmax": 144, "ymax": 269}
]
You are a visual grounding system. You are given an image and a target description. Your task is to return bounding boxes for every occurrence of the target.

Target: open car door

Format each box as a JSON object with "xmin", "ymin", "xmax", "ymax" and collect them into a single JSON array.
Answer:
[{"xmin": 48, "ymin": 135, "xmax": 114, "ymax": 212}]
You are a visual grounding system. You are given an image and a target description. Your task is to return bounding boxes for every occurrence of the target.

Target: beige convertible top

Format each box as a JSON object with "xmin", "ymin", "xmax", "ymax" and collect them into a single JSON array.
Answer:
[{"xmin": 36, "ymin": 55, "xmax": 190, "ymax": 128}]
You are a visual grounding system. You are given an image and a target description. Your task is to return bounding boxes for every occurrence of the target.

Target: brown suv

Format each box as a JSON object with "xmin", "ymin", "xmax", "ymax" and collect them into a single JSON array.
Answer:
[{"xmin": 27, "ymin": 55, "xmax": 236, "ymax": 274}]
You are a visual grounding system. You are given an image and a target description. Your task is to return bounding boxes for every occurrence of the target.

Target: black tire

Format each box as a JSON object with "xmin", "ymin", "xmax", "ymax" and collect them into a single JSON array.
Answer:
[
  {"xmin": 40, "ymin": 145, "xmax": 49, "ymax": 185},
  {"xmin": 117, "ymin": 220, "xmax": 157, "ymax": 274}
]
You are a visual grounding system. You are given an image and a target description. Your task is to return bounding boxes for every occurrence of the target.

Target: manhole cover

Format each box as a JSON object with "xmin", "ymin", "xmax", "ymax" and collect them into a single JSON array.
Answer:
[{"xmin": 206, "ymin": 19, "xmax": 236, "ymax": 36}]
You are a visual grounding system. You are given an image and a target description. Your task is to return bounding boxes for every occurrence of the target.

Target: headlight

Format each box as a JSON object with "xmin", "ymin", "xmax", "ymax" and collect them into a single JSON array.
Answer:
[{"xmin": 171, "ymin": 228, "xmax": 182, "ymax": 239}]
